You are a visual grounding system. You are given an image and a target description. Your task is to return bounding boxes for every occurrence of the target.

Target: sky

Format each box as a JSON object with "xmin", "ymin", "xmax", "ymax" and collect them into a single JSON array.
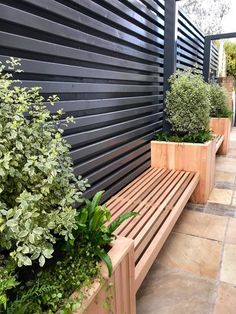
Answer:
[{"xmin": 222, "ymin": 0, "xmax": 236, "ymax": 40}]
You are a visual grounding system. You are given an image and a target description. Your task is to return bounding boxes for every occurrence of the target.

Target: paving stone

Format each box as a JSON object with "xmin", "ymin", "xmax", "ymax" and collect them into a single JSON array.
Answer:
[
  {"xmin": 137, "ymin": 265, "xmax": 215, "ymax": 314},
  {"xmin": 215, "ymin": 171, "xmax": 236, "ymax": 184},
  {"xmin": 221, "ymin": 243, "xmax": 236, "ymax": 285},
  {"xmin": 174, "ymin": 210, "xmax": 228, "ymax": 241},
  {"xmin": 208, "ymin": 188, "xmax": 233, "ymax": 205},
  {"xmin": 225, "ymin": 218, "xmax": 236, "ymax": 245},
  {"xmin": 157, "ymin": 232, "xmax": 222, "ymax": 279},
  {"xmin": 214, "ymin": 282, "xmax": 236, "ymax": 314}
]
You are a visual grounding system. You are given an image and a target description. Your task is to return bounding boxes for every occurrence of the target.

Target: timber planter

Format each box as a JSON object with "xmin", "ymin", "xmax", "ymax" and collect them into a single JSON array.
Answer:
[
  {"xmin": 151, "ymin": 140, "xmax": 216, "ymax": 204},
  {"xmin": 210, "ymin": 117, "xmax": 231, "ymax": 155},
  {"xmin": 75, "ymin": 237, "xmax": 136, "ymax": 314}
]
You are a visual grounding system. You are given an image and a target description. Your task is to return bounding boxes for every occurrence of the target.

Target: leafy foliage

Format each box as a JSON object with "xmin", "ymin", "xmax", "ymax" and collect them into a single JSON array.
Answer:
[
  {"xmin": 73, "ymin": 191, "xmax": 137, "ymax": 276},
  {"xmin": 225, "ymin": 41, "xmax": 236, "ymax": 79},
  {"xmin": 0, "ymin": 58, "xmax": 137, "ymax": 313},
  {"xmin": 154, "ymin": 130, "xmax": 213, "ymax": 144},
  {"xmin": 0, "ymin": 58, "xmax": 89, "ymax": 268},
  {"xmin": 165, "ymin": 69, "xmax": 211, "ymax": 135},
  {"xmin": 3, "ymin": 245, "xmax": 99, "ymax": 314},
  {"xmin": 209, "ymin": 83, "xmax": 232, "ymax": 118}
]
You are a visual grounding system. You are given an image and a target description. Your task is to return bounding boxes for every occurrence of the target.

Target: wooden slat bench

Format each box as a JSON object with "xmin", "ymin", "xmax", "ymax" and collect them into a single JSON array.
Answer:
[
  {"xmin": 106, "ymin": 167, "xmax": 199, "ymax": 292},
  {"xmin": 215, "ymin": 134, "xmax": 224, "ymax": 153}
]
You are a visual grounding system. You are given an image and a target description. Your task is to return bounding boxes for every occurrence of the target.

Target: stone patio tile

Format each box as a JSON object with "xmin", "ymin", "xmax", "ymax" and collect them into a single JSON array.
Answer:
[
  {"xmin": 225, "ymin": 218, "xmax": 236, "ymax": 245},
  {"xmin": 231, "ymin": 197, "xmax": 236, "ymax": 207},
  {"xmin": 216, "ymin": 159, "xmax": 236, "ymax": 173},
  {"xmin": 157, "ymin": 232, "xmax": 222, "ymax": 279},
  {"xmin": 215, "ymin": 171, "xmax": 236, "ymax": 183},
  {"xmin": 174, "ymin": 210, "xmax": 228, "ymax": 241},
  {"xmin": 221, "ymin": 243, "xmax": 236, "ymax": 285},
  {"xmin": 208, "ymin": 188, "xmax": 233, "ymax": 205},
  {"xmin": 205, "ymin": 203, "xmax": 236, "ymax": 217},
  {"xmin": 213, "ymin": 282, "xmax": 236, "ymax": 314},
  {"xmin": 137, "ymin": 265, "xmax": 215, "ymax": 314}
]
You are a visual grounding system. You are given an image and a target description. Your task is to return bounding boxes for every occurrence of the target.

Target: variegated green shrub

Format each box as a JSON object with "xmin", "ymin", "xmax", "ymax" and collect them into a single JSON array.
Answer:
[
  {"xmin": 209, "ymin": 83, "xmax": 232, "ymax": 118},
  {"xmin": 0, "ymin": 58, "xmax": 88, "ymax": 268},
  {"xmin": 165, "ymin": 69, "xmax": 211, "ymax": 135}
]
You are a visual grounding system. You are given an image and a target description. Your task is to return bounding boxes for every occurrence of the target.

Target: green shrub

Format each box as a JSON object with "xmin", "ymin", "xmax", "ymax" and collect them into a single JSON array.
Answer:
[
  {"xmin": 209, "ymin": 83, "xmax": 232, "ymax": 118},
  {"xmin": 0, "ymin": 58, "xmax": 89, "ymax": 268},
  {"xmin": 165, "ymin": 69, "xmax": 211, "ymax": 135},
  {"xmin": 154, "ymin": 130, "xmax": 213, "ymax": 144}
]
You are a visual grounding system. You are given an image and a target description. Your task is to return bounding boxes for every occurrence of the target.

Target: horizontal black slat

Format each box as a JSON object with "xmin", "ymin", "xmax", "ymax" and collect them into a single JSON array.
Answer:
[
  {"xmin": 85, "ymin": 152, "xmax": 151, "ymax": 198},
  {"xmin": 70, "ymin": 121, "xmax": 162, "ymax": 161},
  {"xmin": 0, "ymin": 4, "xmax": 164, "ymax": 62},
  {"xmin": 177, "ymin": 39, "xmax": 204, "ymax": 60},
  {"xmin": 86, "ymin": 144, "xmax": 150, "ymax": 184},
  {"xmin": 0, "ymin": 32, "xmax": 164, "ymax": 72},
  {"xmin": 63, "ymin": 105, "xmax": 160, "ymax": 133},
  {"xmin": 47, "ymin": 95, "xmax": 163, "ymax": 114},
  {"xmin": 0, "ymin": 56, "xmax": 162, "ymax": 82},
  {"xmin": 74, "ymin": 136, "xmax": 152, "ymax": 175},
  {"xmin": 66, "ymin": 112, "xmax": 162, "ymax": 148},
  {"xmin": 178, "ymin": 32, "xmax": 204, "ymax": 54},
  {"xmin": 178, "ymin": 13, "xmax": 204, "ymax": 44},
  {"xmin": 21, "ymin": 0, "xmax": 165, "ymax": 53},
  {"xmin": 21, "ymin": 81, "xmax": 163, "ymax": 94}
]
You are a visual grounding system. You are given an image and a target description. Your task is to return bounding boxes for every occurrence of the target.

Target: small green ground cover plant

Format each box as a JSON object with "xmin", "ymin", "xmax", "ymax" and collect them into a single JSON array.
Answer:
[
  {"xmin": 155, "ymin": 69, "xmax": 213, "ymax": 143},
  {"xmin": 209, "ymin": 83, "xmax": 232, "ymax": 118},
  {"xmin": 0, "ymin": 58, "xmax": 136, "ymax": 313}
]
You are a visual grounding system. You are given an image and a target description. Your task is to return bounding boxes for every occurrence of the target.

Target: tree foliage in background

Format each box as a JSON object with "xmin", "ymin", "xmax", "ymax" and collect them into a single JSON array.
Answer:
[
  {"xmin": 224, "ymin": 41, "xmax": 236, "ymax": 79},
  {"xmin": 179, "ymin": 0, "xmax": 232, "ymax": 35}
]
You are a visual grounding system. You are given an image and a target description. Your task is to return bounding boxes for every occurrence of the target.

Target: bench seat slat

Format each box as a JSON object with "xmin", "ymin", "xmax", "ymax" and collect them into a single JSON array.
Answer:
[
  {"xmin": 110, "ymin": 169, "xmax": 176, "ymax": 230},
  {"xmin": 118, "ymin": 170, "xmax": 184, "ymax": 237},
  {"xmin": 108, "ymin": 168, "xmax": 168, "ymax": 218}
]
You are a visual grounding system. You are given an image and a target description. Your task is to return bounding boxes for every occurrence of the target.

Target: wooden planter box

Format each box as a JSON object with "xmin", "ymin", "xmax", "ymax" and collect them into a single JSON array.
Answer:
[
  {"xmin": 151, "ymin": 140, "xmax": 216, "ymax": 204},
  {"xmin": 210, "ymin": 117, "xmax": 231, "ymax": 155},
  {"xmin": 75, "ymin": 237, "xmax": 136, "ymax": 314}
]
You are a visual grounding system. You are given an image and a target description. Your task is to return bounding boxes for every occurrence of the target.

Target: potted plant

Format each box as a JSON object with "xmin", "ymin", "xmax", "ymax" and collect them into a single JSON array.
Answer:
[
  {"xmin": 209, "ymin": 83, "xmax": 232, "ymax": 155},
  {"xmin": 0, "ymin": 58, "xmax": 136, "ymax": 314},
  {"xmin": 151, "ymin": 69, "xmax": 215, "ymax": 204}
]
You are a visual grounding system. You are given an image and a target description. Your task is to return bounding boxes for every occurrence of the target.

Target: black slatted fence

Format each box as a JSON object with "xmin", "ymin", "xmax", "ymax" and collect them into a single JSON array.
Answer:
[
  {"xmin": 176, "ymin": 9, "xmax": 219, "ymax": 75},
  {"xmin": 0, "ymin": 0, "xmax": 165, "ymax": 200},
  {"xmin": 0, "ymin": 0, "xmax": 219, "ymax": 201}
]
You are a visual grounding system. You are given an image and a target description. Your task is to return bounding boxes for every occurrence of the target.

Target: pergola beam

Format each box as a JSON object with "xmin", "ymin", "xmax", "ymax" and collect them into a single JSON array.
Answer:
[{"xmin": 203, "ymin": 32, "xmax": 236, "ymax": 82}]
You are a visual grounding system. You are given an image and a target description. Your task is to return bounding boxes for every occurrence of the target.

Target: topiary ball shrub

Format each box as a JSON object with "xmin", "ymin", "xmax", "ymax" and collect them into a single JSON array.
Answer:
[
  {"xmin": 209, "ymin": 83, "xmax": 232, "ymax": 118},
  {"xmin": 165, "ymin": 69, "xmax": 211, "ymax": 135},
  {"xmin": 0, "ymin": 58, "xmax": 89, "ymax": 268}
]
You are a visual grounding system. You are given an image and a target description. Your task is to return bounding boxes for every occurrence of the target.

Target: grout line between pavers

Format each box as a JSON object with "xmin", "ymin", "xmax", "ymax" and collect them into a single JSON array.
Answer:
[{"xmin": 208, "ymin": 215, "xmax": 230, "ymax": 314}]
